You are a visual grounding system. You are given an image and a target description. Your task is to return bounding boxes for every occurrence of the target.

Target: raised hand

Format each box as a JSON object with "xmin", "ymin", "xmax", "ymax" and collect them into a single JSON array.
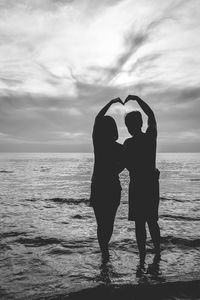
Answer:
[
  {"xmin": 124, "ymin": 95, "xmax": 141, "ymax": 104},
  {"xmin": 95, "ymin": 97, "xmax": 123, "ymax": 120},
  {"xmin": 110, "ymin": 97, "xmax": 124, "ymax": 105},
  {"xmin": 124, "ymin": 95, "xmax": 156, "ymax": 128}
]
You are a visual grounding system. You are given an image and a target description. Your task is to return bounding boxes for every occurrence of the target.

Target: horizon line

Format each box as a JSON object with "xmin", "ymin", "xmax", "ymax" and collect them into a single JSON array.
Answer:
[{"xmin": 0, "ymin": 151, "xmax": 200, "ymax": 154}]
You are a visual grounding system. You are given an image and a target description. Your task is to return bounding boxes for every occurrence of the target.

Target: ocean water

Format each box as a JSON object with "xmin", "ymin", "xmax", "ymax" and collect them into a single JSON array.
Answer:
[{"xmin": 0, "ymin": 152, "xmax": 200, "ymax": 299}]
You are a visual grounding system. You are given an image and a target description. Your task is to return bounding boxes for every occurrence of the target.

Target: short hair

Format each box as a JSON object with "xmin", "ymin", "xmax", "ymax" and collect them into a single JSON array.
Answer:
[{"xmin": 125, "ymin": 110, "xmax": 143, "ymax": 129}]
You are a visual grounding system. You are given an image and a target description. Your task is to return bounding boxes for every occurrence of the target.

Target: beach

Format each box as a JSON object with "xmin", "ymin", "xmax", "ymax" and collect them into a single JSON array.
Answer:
[
  {"xmin": 36, "ymin": 280, "xmax": 200, "ymax": 300},
  {"xmin": 0, "ymin": 152, "xmax": 200, "ymax": 299}
]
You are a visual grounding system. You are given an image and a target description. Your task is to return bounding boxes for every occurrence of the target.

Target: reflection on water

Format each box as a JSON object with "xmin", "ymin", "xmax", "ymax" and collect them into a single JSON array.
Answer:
[
  {"xmin": 94, "ymin": 253, "xmax": 165, "ymax": 287},
  {"xmin": 147, "ymin": 253, "xmax": 162, "ymax": 277},
  {"xmin": 96, "ymin": 262, "xmax": 113, "ymax": 284},
  {"xmin": 136, "ymin": 253, "xmax": 165, "ymax": 285}
]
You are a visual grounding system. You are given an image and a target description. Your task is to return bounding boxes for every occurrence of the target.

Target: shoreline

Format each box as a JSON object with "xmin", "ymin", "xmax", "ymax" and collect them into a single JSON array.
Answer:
[{"xmin": 33, "ymin": 279, "xmax": 200, "ymax": 300}]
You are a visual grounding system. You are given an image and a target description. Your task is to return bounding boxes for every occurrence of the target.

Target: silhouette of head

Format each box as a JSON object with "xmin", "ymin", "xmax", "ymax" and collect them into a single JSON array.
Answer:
[
  {"xmin": 125, "ymin": 111, "xmax": 143, "ymax": 135},
  {"xmin": 98, "ymin": 116, "xmax": 118, "ymax": 141}
]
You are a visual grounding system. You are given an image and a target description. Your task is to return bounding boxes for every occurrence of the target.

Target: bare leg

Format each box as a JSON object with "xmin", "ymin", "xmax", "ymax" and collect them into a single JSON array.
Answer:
[
  {"xmin": 147, "ymin": 220, "xmax": 160, "ymax": 254},
  {"xmin": 135, "ymin": 220, "xmax": 146, "ymax": 265},
  {"xmin": 94, "ymin": 206, "xmax": 118, "ymax": 261}
]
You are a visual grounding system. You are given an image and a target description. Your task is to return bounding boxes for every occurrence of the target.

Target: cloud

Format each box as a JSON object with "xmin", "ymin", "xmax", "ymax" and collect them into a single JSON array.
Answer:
[
  {"xmin": 1, "ymin": 79, "xmax": 200, "ymax": 151},
  {"xmin": 0, "ymin": 0, "xmax": 200, "ymax": 151},
  {"xmin": 106, "ymin": 0, "xmax": 192, "ymax": 83}
]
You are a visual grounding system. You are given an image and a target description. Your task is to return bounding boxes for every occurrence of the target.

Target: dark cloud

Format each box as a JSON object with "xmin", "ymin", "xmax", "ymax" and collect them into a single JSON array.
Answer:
[
  {"xmin": 75, "ymin": 81, "xmax": 122, "ymax": 104},
  {"xmin": 1, "ymin": 79, "xmax": 200, "ymax": 152},
  {"xmin": 145, "ymin": 85, "xmax": 200, "ymax": 105},
  {"xmin": 0, "ymin": 77, "xmax": 23, "ymax": 87},
  {"xmin": 0, "ymin": 0, "xmax": 199, "ymax": 152},
  {"xmin": 0, "ymin": 92, "xmax": 82, "ymax": 138},
  {"xmin": 126, "ymin": 53, "xmax": 162, "ymax": 74},
  {"xmin": 105, "ymin": 31, "xmax": 148, "ymax": 81},
  {"xmin": 0, "ymin": 80, "xmax": 124, "ymax": 151}
]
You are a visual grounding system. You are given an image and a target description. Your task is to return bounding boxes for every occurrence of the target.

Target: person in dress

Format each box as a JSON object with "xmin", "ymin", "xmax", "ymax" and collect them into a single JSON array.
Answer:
[
  {"xmin": 123, "ymin": 95, "xmax": 161, "ymax": 266},
  {"xmin": 90, "ymin": 98, "xmax": 124, "ymax": 262}
]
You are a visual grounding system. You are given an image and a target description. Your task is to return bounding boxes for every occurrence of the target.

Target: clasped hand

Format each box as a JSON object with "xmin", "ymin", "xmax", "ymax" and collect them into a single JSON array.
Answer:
[{"xmin": 110, "ymin": 95, "xmax": 141, "ymax": 105}]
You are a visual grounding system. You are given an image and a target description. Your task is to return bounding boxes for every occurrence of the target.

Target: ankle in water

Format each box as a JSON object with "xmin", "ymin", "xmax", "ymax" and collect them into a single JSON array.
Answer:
[{"xmin": 102, "ymin": 251, "xmax": 110, "ymax": 263}]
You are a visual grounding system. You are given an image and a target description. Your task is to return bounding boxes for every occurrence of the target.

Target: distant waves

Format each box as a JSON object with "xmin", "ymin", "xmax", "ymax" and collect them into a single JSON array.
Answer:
[
  {"xmin": 1, "ymin": 229, "xmax": 200, "ymax": 251},
  {"xmin": 160, "ymin": 214, "xmax": 200, "ymax": 221},
  {"xmin": 47, "ymin": 198, "xmax": 89, "ymax": 205},
  {"xmin": 160, "ymin": 197, "xmax": 200, "ymax": 202},
  {"xmin": 19, "ymin": 196, "xmax": 200, "ymax": 205},
  {"xmin": 22, "ymin": 197, "xmax": 89, "ymax": 205}
]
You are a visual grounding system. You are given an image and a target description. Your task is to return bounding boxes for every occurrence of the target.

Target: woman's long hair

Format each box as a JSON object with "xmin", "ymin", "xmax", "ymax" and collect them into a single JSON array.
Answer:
[{"xmin": 95, "ymin": 115, "xmax": 118, "ymax": 141}]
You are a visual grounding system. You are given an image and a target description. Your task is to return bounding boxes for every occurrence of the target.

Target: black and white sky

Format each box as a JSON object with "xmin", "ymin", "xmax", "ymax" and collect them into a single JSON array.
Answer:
[{"xmin": 0, "ymin": 0, "xmax": 200, "ymax": 152}]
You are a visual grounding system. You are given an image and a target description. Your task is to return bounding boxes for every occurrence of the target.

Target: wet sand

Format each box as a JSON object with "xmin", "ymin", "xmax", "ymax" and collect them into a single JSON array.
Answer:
[{"xmin": 35, "ymin": 280, "xmax": 200, "ymax": 300}]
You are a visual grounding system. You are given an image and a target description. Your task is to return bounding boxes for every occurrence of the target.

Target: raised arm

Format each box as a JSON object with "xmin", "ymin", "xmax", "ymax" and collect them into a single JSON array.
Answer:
[
  {"xmin": 125, "ymin": 95, "xmax": 157, "ymax": 132},
  {"xmin": 93, "ymin": 97, "xmax": 123, "ymax": 142},
  {"xmin": 95, "ymin": 97, "xmax": 123, "ymax": 121}
]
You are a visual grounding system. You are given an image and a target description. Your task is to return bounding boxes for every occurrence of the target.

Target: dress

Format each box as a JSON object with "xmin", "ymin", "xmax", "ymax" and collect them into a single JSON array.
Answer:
[{"xmin": 124, "ymin": 126, "xmax": 160, "ymax": 221}]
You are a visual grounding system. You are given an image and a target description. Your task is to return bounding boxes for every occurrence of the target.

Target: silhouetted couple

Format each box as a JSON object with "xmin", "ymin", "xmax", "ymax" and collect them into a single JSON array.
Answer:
[{"xmin": 89, "ymin": 95, "xmax": 160, "ymax": 266}]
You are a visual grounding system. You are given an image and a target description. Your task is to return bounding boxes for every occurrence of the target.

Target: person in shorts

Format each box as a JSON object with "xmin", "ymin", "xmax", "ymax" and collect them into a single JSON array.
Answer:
[{"xmin": 123, "ymin": 95, "xmax": 161, "ymax": 266}]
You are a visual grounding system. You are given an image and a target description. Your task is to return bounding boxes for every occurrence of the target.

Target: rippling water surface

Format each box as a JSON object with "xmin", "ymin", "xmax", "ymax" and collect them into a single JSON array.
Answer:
[{"xmin": 0, "ymin": 153, "xmax": 200, "ymax": 299}]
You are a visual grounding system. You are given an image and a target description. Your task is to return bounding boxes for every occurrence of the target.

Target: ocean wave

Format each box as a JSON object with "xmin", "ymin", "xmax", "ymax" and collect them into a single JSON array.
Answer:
[
  {"xmin": 160, "ymin": 197, "xmax": 183, "ymax": 202},
  {"xmin": 61, "ymin": 221, "xmax": 69, "ymax": 224},
  {"xmin": 160, "ymin": 214, "xmax": 200, "ymax": 221},
  {"xmin": 160, "ymin": 197, "xmax": 200, "ymax": 203},
  {"xmin": 161, "ymin": 235, "xmax": 200, "ymax": 248},
  {"xmin": 111, "ymin": 236, "xmax": 200, "ymax": 252},
  {"xmin": 60, "ymin": 237, "xmax": 95, "ymax": 249},
  {"xmin": 72, "ymin": 214, "xmax": 83, "ymax": 219},
  {"xmin": 23, "ymin": 196, "xmax": 200, "ymax": 205},
  {"xmin": 0, "ymin": 243, "xmax": 11, "ymax": 251},
  {"xmin": 0, "ymin": 231, "xmax": 28, "ymax": 239},
  {"xmin": 16, "ymin": 236, "xmax": 62, "ymax": 247},
  {"xmin": 14, "ymin": 233, "xmax": 200, "ymax": 251},
  {"xmin": 24, "ymin": 198, "xmax": 38, "ymax": 202},
  {"xmin": 48, "ymin": 247, "xmax": 73, "ymax": 255},
  {"xmin": 190, "ymin": 178, "xmax": 200, "ymax": 181},
  {"xmin": 46, "ymin": 198, "xmax": 89, "ymax": 205},
  {"xmin": 15, "ymin": 235, "xmax": 95, "ymax": 249},
  {"xmin": 0, "ymin": 170, "xmax": 13, "ymax": 173},
  {"xmin": 110, "ymin": 239, "xmax": 138, "ymax": 252},
  {"xmin": 20, "ymin": 197, "xmax": 90, "ymax": 205}
]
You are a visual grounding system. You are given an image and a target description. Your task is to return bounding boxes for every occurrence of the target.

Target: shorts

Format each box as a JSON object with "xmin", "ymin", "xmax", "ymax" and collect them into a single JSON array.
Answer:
[{"xmin": 128, "ymin": 169, "xmax": 160, "ymax": 221}]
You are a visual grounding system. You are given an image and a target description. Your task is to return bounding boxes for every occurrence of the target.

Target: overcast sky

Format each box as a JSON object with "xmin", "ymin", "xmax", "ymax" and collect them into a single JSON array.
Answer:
[{"xmin": 0, "ymin": 0, "xmax": 200, "ymax": 152}]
